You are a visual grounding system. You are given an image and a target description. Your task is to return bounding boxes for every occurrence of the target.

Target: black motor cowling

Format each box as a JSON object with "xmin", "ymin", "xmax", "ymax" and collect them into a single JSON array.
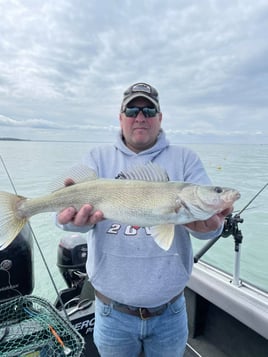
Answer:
[
  {"xmin": 0, "ymin": 225, "xmax": 34, "ymax": 301},
  {"xmin": 56, "ymin": 235, "xmax": 99, "ymax": 356},
  {"xmin": 57, "ymin": 234, "xmax": 88, "ymax": 288}
]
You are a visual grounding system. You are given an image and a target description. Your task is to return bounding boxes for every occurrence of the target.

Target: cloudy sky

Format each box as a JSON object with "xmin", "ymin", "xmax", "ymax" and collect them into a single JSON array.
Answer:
[{"xmin": 0, "ymin": 0, "xmax": 267, "ymax": 143}]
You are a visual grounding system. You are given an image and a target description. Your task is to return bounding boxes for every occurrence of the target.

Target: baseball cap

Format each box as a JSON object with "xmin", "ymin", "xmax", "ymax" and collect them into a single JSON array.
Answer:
[{"xmin": 121, "ymin": 82, "xmax": 160, "ymax": 112}]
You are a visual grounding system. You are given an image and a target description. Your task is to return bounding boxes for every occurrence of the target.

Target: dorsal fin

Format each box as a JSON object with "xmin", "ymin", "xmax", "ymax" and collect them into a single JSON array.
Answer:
[
  {"xmin": 49, "ymin": 164, "xmax": 97, "ymax": 192},
  {"xmin": 116, "ymin": 162, "xmax": 169, "ymax": 182}
]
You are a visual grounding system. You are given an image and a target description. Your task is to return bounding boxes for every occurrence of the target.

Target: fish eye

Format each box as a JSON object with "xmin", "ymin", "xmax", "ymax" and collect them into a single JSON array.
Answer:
[{"xmin": 214, "ymin": 186, "xmax": 223, "ymax": 193}]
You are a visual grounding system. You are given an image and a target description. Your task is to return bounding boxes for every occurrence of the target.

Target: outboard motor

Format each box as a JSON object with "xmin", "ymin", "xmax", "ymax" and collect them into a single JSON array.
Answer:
[
  {"xmin": 56, "ymin": 234, "xmax": 99, "ymax": 356},
  {"xmin": 57, "ymin": 234, "xmax": 88, "ymax": 288},
  {"xmin": 0, "ymin": 225, "xmax": 34, "ymax": 301}
]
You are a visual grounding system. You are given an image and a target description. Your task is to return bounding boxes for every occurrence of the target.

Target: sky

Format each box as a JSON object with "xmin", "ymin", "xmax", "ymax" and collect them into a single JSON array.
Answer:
[{"xmin": 0, "ymin": 0, "xmax": 268, "ymax": 143}]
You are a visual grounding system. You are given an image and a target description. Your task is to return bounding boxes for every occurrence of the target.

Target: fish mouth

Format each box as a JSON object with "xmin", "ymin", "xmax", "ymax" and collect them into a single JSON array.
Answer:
[
  {"xmin": 216, "ymin": 191, "xmax": 241, "ymax": 212},
  {"xmin": 195, "ymin": 188, "xmax": 240, "ymax": 213},
  {"xmin": 225, "ymin": 190, "xmax": 241, "ymax": 203}
]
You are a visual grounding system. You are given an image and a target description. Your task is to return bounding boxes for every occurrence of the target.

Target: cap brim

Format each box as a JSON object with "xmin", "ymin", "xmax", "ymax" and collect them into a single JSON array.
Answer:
[{"xmin": 122, "ymin": 93, "xmax": 160, "ymax": 111}]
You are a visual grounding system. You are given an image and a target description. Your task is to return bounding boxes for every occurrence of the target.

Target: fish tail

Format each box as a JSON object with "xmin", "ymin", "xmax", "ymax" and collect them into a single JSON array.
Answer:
[{"xmin": 0, "ymin": 191, "xmax": 27, "ymax": 251}]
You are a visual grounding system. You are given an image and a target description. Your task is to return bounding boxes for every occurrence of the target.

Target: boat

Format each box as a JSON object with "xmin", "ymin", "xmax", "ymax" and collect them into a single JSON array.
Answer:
[{"xmin": 0, "ymin": 208, "xmax": 267, "ymax": 356}]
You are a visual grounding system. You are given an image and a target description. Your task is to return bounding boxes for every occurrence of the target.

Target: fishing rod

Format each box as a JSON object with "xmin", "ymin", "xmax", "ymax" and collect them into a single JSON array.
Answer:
[
  {"xmin": 221, "ymin": 181, "xmax": 267, "ymax": 241},
  {"xmin": 194, "ymin": 181, "xmax": 268, "ymax": 283},
  {"xmin": 0, "ymin": 155, "xmax": 69, "ymax": 320},
  {"xmin": 0, "ymin": 156, "xmax": 18, "ymax": 194},
  {"xmin": 237, "ymin": 182, "xmax": 268, "ymax": 216}
]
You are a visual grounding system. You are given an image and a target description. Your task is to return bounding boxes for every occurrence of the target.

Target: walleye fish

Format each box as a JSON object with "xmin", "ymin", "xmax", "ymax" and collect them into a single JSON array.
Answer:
[{"xmin": 0, "ymin": 163, "xmax": 240, "ymax": 251}]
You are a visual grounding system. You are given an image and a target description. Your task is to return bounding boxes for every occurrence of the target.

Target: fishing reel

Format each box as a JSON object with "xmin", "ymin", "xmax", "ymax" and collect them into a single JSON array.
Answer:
[
  {"xmin": 194, "ymin": 212, "xmax": 244, "ymax": 263},
  {"xmin": 221, "ymin": 213, "xmax": 243, "ymax": 238},
  {"xmin": 221, "ymin": 213, "xmax": 244, "ymax": 251}
]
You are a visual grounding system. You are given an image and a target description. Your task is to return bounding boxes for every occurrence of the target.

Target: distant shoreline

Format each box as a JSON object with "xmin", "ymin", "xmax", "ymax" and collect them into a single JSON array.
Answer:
[
  {"xmin": 0, "ymin": 137, "xmax": 103, "ymax": 143},
  {"xmin": 0, "ymin": 137, "xmax": 31, "ymax": 141}
]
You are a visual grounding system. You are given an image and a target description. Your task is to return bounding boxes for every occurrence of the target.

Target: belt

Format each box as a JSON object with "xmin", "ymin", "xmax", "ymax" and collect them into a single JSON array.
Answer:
[{"xmin": 95, "ymin": 290, "xmax": 183, "ymax": 320}]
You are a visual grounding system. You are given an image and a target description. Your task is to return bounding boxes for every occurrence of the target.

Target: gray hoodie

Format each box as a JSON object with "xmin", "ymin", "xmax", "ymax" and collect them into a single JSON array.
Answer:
[{"xmin": 59, "ymin": 130, "xmax": 222, "ymax": 307}]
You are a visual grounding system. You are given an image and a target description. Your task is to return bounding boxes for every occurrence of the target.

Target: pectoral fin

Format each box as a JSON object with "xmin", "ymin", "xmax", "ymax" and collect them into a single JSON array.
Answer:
[{"xmin": 150, "ymin": 224, "xmax": 175, "ymax": 251}]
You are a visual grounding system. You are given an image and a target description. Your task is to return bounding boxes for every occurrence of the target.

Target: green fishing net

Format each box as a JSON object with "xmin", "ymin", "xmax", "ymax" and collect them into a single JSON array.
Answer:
[{"xmin": 0, "ymin": 295, "xmax": 84, "ymax": 357}]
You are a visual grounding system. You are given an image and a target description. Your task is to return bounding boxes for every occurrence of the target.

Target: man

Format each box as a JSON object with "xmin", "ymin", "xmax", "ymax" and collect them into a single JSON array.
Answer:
[{"xmin": 57, "ymin": 82, "xmax": 232, "ymax": 357}]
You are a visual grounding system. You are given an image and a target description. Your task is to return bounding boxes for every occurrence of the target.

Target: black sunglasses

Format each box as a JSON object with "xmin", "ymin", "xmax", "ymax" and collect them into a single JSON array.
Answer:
[{"xmin": 124, "ymin": 106, "xmax": 158, "ymax": 118}]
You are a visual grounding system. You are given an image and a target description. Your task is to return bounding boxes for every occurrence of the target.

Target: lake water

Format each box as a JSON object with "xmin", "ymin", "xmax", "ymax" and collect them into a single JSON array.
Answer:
[{"xmin": 0, "ymin": 139, "xmax": 267, "ymax": 301}]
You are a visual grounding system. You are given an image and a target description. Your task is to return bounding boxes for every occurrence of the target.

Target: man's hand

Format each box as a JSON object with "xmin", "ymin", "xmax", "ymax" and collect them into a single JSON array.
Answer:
[
  {"xmin": 184, "ymin": 206, "xmax": 233, "ymax": 233},
  {"xmin": 57, "ymin": 178, "xmax": 104, "ymax": 226},
  {"xmin": 57, "ymin": 204, "xmax": 104, "ymax": 226}
]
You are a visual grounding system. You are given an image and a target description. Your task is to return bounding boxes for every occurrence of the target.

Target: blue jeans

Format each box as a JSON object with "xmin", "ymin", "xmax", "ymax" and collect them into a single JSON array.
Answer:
[{"xmin": 93, "ymin": 294, "xmax": 188, "ymax": 357}]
